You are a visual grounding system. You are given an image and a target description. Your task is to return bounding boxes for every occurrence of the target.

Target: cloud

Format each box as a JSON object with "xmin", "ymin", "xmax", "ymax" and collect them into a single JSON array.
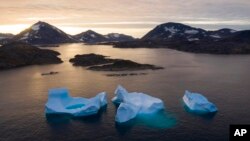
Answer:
[{"xmin": 0, "ymin": 0, "xmax": 249, "ymax": 36}]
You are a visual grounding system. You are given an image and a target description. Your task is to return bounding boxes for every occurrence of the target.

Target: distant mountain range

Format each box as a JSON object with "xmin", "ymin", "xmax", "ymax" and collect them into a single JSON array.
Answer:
[
  {"xmin": 113, "ymin": 22, "xmax": 250, "ymax": 54},
  {"xmin": 0, "ymin": 21, "xmax": 135, "ymax": 45},
  {"xmin": 74, "ymin": 30, "xmax": 134, "ymax": 44},
  {"xmin": 0, "ymin": 33, "xmax": 14, "ymax": 39},
  {"xmin": 1, "ymin": 21, "xmax": 250, "ymax": 54},
  {"xmin": 0, "ymin": 33, "xmax": 15, "ymax": 45},
  {"xmin": 141, "ymin": 22, "xmax": 238, "ymax": 42}
]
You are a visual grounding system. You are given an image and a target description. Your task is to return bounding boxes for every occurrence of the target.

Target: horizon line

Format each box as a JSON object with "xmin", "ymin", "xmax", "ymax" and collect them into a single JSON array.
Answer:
[{"xmin": 0, "ymin": 21, "xmax": 249, "ymax": 38}]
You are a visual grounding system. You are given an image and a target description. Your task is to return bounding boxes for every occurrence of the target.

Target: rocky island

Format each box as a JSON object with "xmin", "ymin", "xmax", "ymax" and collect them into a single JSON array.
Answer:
[
  {"xmin": 69, "ymin": 53, "xmax": 163, "ymax": 71},
  {"xmin": 88, "ymin": 60, "xmax": 163, "ymax": 71},
  {"xmin": 69, "ymin": 53, "xmax": 118, "ymax": 66},
  {"xmin": 0, "ymin": 42, "xmax": 63, "ymax": 70}
]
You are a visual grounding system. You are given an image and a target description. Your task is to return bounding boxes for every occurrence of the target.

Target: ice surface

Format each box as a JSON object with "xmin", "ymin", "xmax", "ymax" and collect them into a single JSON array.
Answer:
[
  {"xmin": 112, "ymin": 85, "xmax": 165, "ymax": 123},
  {"xmin": 45, "ymin": 88, "xmax": 107, "ymax": 117},
  {"xmin": 183, "ymin": 90, "xmax": 218, "ymax": 113}
]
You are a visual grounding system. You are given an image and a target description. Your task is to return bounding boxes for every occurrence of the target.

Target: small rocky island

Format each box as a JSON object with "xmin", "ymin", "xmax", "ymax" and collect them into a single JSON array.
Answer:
[
  {"xmin": 0, "ymin": 42, "xmax": 63, "ymax": 70},
  {"xmin": 69, "ymin": 54, "xmax": 117, "ymax": 66},
  {"xmin": 69, "ymin": 53, "xmax": 163, "ymax": 71},
  {"xmin": 88, "ymin": 60, "xmax": 163, "ymax": 71}
]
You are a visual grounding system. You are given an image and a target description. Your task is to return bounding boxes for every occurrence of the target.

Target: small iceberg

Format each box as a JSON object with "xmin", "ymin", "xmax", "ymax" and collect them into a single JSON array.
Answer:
[
  {"xmin": 112, "ymin": 85, "xmax": 165, "ymax": 123},
  {"xmin": 45, "ymin": 88, "xmax": 107, "ymax": 117},
  {"xmin": 183, "ymin": 90, "xmax": 218, "ymax": 114}
]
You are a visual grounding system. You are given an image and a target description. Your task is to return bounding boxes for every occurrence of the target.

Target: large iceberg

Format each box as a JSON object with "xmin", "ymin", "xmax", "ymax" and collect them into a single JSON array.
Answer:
[
  {"xmin": 112, "ymin": 85, "xmax": 165, "ymax": 123},
  {"xmin": 45, "ymin": 88, "xmax": 107, "ymax": 117},
  {"xmin": 183, "ymin": 90, "xmax": 218, "ymax": 113}
]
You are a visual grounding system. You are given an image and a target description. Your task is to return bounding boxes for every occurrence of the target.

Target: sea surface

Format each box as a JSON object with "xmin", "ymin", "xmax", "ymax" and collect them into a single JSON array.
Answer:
[{"xmin": 0, "ymin": 43, "xmax": 250, "ymax": 141}]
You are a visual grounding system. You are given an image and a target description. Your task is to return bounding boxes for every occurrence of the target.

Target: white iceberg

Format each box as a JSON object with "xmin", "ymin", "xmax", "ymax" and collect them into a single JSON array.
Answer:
[
  {"xmin": 183, "ymin": 90, "xmax": 218, "ymax": 113},
  {"xmin": 45, "ymin": 88, "xmax": 107, "ymax": 117},
  {"xmin": 112, "ymin": 85, "xmax": 165, "ymax": 123}
]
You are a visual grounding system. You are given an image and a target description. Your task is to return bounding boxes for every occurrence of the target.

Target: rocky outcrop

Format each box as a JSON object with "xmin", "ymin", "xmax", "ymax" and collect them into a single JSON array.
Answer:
[{"xmin": 0, "ymin": 42, "xmax": 63, "ymax": 70}]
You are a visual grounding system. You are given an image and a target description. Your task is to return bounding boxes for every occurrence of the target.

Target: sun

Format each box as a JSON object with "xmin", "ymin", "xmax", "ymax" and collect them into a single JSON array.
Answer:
[{"xmin": 0, "ymin": 24, "xmax": 29, "ymax": 34}]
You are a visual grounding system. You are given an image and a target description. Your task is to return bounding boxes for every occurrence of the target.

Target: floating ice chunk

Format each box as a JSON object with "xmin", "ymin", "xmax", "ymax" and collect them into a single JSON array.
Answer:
[
  {"xmin": 112, "ymin": 85, "xmax": 165, "ymax": 123},
  {"xmin": 115, "ymin": 103, "xmax": 140, "ymax": 123},
  {"xmin": 183, "ymin": 90, "xmax": 218, "ymax": 113},
  {"xmin": 45, "ymin": 88, "xmax": 107, "ymax": 117},
  {"xmin": 112, "ymin": 85, "xmax": 128, "ymax": 104}
]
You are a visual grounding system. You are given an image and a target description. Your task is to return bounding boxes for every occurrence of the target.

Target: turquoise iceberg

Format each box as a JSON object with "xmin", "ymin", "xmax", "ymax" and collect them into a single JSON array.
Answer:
[
  {"xmin": 45, "ymin": 88, "xmax": 107, "ymax": 117},
  {"xmin": 183, "ymin": 90, "xmax": 218, "ymax": 114},
  {"xmin": 112, "ymin": 85, "xmax": 165, "ymax": 123}
]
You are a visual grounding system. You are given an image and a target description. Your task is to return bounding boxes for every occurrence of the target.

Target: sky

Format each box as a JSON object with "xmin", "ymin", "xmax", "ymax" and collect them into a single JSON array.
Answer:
[{"xmin": 0, "ymin": 0, "xmax": 250, "ymax": 37}]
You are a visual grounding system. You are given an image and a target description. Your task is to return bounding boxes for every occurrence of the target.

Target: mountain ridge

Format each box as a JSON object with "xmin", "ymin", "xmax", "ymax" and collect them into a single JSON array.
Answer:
[
  {"xmin": 112, "ymin": 22, "xmax": 250, "ymax": 54},
  {"xmin": 12, "ymin": 21, "xmax": 77, "ymax": 45},
  {"xmin": 141, "ymin": 22, "xmax": 238, "ymax": 42},
  {"xmin": 73, "ymin": 30, "xmax": 135, "ymax": 44}
]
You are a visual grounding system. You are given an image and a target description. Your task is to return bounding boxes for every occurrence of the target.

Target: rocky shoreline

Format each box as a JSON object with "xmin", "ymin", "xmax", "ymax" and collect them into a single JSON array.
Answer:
[{"xmin": 112, "ymin": 40, "xmax": 250, "ymax": 54}]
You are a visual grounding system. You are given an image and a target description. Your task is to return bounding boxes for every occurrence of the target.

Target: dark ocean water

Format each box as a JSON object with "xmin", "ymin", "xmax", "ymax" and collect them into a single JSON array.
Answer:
[{"xmin": 0, "ymin": 44, "xmax": 250, "ymax": 141}]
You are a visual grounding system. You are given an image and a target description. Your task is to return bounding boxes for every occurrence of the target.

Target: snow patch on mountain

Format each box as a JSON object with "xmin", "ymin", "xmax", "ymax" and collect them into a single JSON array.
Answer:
[
  {"xmin": 90, "ymin": 34, "xmax": 96, "ymax": 38},
  {"xmin": 31, "ymin": 24, "xmax": 40, "ymax": 31},
  {"xmin": 230, "ymin": 29, "xmax": 237, "ymax": 33},
  {"xmin": 210, "ymin": 34, "xmax": 221, "ymax": 38},
  {"xmin": 24, "ymin": 33, "xmax": 29, "ymax": 37},
  {"xmin": 185, "ymin": 29, "xmax": 199, "ymax": 34},
  {"xmin": 164, "ymin": 27, "xmax": 179, "ymax": 34},
  {"xmin": 188, "ymin": 38, "xmax": 199, "ymax": 41},
  {"xmin": 20, "ymin": 33, "xmax": 29, "ymax": 40},
  {"xmin": 34, "ymin": 35, "xmax": 40, "ymax": 39},
  {"xmin": 113, "ymin": 33, "xmax": 120, "ymax": 38}
]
